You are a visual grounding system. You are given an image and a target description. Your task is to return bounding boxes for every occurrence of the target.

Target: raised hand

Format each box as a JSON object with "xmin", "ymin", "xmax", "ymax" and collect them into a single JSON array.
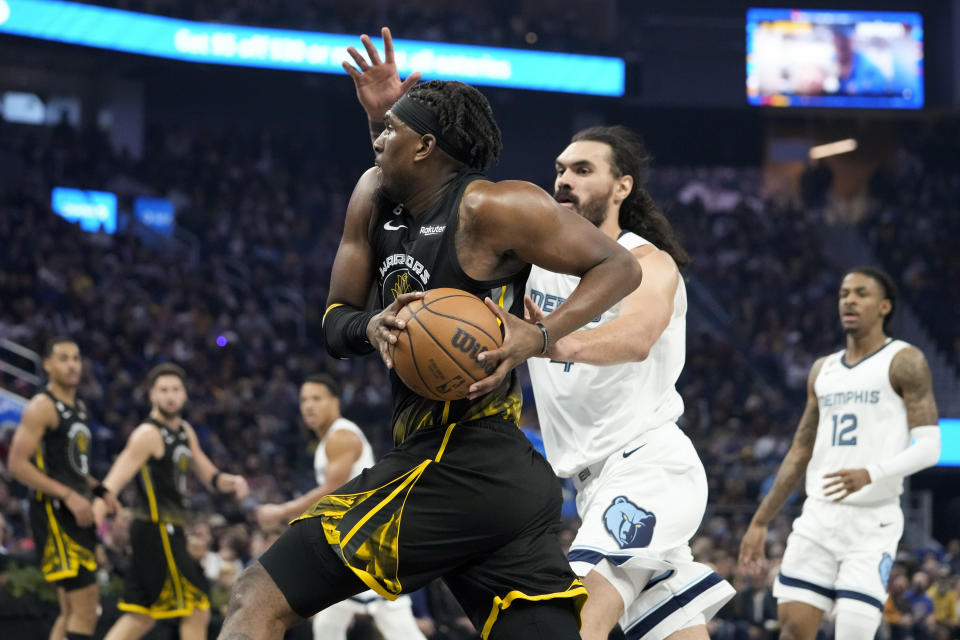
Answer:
[{"xmin": 342, "ymin": 27, "xmax": 422, "ymax": 122}]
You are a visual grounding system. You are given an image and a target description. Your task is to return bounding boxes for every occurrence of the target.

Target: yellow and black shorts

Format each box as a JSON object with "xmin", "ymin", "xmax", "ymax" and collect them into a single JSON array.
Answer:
[
  {"xmin": 118, "ymin": 519, "xmax": 210, "ymax": 619},
  {"xmin": 260, "ymin": 419, "xmax": 587, "ymax": 638},
  {"xmin": 29, "ymin": 496, "xmax": 98, "ymax": 591}
]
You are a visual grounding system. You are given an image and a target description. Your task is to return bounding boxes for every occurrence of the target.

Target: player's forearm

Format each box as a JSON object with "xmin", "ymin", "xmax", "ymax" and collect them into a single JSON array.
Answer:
[
  {"xmin": 543, "ymin": 254, "xmax": 642, "ymax": 345},
  {"xmin": 866, "ymin": 425, "xmax": 940, "ymax": 482},
  {"xmin": 9, "ymin": 458, "xmax": 73, "ymax": 499},
  {"xmin": 551, "ymin": 316, "xmax": 658, "ymax": 366},
  {"xmin": 752, "ymin": 448, "xmax": 811, "ymax": 526},
  {"xmin": 323, "ymin": 304, "xmax": 377, "ymax": 359},
  {"xmin": 102, "ymin": 457, "xmax": 144, "ymax": 496},
  {"xmin": 283, "ymin": 486, "xmax": 332, "ymax": 519}
]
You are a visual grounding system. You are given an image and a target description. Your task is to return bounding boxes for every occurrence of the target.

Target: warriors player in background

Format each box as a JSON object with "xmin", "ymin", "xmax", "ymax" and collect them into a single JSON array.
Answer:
[
  {"xmin": 9, "ymin": 336, "xmax": 119, "ymax": 640},
  {"xmin": 523, "ymin": 127, "xmax": 735, "ymax": 640},
  {"xmin": 739, "ymin": 267, "xmax": 941, "ymax": 640},
  {"xmin": 94, "ymin": 363, "xmax": 249, "ymax": 640},
  {"xmin": 256, "ymin": 374, "xmax": 426, "ymax": 640}
]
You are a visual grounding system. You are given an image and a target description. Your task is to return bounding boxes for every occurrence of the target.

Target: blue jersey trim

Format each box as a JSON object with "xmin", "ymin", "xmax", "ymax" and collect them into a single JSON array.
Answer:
[
  {"xmin": 568, "ymin": 548, "xmax": 634, "ymax": 567},
  {"xmin": 777, "ymin": 573, "xmax": 836, "ymax": 599},
  {"xmin": 836, "ymin": 589, "xmax": 884, "ymax": 610},
  {"xmin": 624, "ymin": 572, "xmax": 724, "ymax": 639},
  {"xmin": 840, "ymin": 338, "xmax": 895, "ymax": 369}
]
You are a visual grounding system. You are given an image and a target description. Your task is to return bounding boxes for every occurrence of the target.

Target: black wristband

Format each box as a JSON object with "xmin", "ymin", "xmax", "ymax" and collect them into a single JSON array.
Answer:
[
  {"xmin": 536, "ymin": 322, "xmax": 549, "ymax": 355},
  {"xmin": 322, "ymin": 304, "xmax": 377, "ymax": 359},
  {"xmin": 210, "ymin": 471, "xmax": 222, "ymax": 492},
  {"xmin": 92, "ymin": 483, "xmax": 109, "ymax": 498}
]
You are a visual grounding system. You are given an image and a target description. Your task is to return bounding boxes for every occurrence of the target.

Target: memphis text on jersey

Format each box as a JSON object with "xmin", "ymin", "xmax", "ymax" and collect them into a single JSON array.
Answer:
[{"xmin": 819, "ymin": 390, "xmax": 881, "ymax": 408}]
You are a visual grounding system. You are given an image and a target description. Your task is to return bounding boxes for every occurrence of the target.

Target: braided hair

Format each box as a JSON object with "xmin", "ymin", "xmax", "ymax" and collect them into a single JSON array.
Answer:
[
  {"xmin": 845, "ymin": 266, "xmax": 898, "ymax": 332},
  {"xmin": 406, "ymin": 80, "xmax": 502, "ymax": 171},
  {"xmin": 571, "ymin": 126, "xmax": 690, "ymax": 268}
]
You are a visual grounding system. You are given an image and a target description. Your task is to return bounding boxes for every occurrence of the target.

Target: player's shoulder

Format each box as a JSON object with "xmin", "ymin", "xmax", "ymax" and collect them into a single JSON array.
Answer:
[
  {"xmin": 26, "ymin": 390, "xmax": 55, "ymax": 410},
  {"xmin": 889, "ymin": 343, "xmax": 929, "ymax": 379},
  {"xmin": 328, "ymin": 418, "xmax": 364, "ymax": 439},
  {"xmin": 808, "ymin": 354, "xmax": 835, "ymax": 384},
  {"xmin": 21, "ymin": 392, "xmax": 58, "ymax": 426},
  {"xmin": 325, "ymin": 420, "xmax": 365, "ymax": 450},
  {"xmin": 463, "ymin": 179, "xmax": 550, "ymax": 211},
  {"xmin": 128, "ymin": 421, "xmax": 165, "ymax": 448}
]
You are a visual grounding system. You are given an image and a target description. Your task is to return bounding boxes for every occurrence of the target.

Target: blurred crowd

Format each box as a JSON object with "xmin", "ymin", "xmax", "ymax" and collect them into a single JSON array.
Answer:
[
  {"xmin": 860, "ymin": 120, "xmax": 960, "ymax": 370},
  {"xmin": 1, "ymin": 113, "xmax": 958, "ymax": 639},
  {"xmin": 75, "ymin": 0, "xmax": 618, "ymax": 54}
]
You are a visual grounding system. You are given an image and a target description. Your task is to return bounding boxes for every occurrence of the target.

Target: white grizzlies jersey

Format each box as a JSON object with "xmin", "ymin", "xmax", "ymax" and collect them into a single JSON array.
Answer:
[
  {"xmin": 527, "ymin": 231, "xmax": 686, "ymax": 477},
  {"xmin": 314, "ymin": 418, "xmax": 375, "ymax": 486},
  {"xmin": 807, "ymin": 339, "xmax": 911, "ymax": 505}
]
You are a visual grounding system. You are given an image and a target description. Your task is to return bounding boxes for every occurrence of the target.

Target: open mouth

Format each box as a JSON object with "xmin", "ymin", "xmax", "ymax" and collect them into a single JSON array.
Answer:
[{"xmin": 554, "ymin": 193, "xmax": 577, "ymax": 208}]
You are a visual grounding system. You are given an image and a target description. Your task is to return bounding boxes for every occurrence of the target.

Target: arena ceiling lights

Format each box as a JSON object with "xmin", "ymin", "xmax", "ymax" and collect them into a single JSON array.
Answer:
[{"xmin": 0, "ymin": 0, "xmax": 625, "ymax": 96}]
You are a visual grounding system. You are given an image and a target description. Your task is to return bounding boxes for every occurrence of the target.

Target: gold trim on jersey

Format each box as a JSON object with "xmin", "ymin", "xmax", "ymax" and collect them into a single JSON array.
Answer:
[
  {"xmin": 434, "ymin": 423, "xmax": 457, "ymax": 463},
  {"xmin": 479, "ymin": 580, "xmax": 588, "ymax": 640},
  {"xmin": 291, "ymin": 423, "xmax": 467, "ymax": 599},
  {"xmin": 140, "ymin": 466, "xmax": 160, "ymax": 522},
  {"xmin": 117, "ymin": 523, "xmax": 210, "ymax": 619},
  {"xmin": 34, "ymin": 443, "xmax": 46, "ymax": 500},
  {"xmin": 39, "ymin": 500, "xmax": 97, "ymax": 581}
]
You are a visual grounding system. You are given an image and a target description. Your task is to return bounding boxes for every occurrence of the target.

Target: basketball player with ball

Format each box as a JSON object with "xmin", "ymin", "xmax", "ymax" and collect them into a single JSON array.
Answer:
[
  {"xmin": 336, "ymin": 29, "xmax": 735, "ymax": 640},
  {"xmin": 217, "ymin": 50, "xmax": 641, "ymax": 640}
]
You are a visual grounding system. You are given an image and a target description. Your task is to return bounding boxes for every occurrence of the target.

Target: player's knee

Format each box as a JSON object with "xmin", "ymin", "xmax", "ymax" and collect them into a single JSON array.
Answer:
[
  {"xmin": 67, "ymin": 607, "xmax": 99, "ymax": 633},
  {"xmin": 130, "ymin": 613, "xmax": 156, "ymax": 633},
  {"xmin": 68, "ymin": 588, "xmax": 99, "ymax": 629},
  {"xmin": 777, "ymin": 620, "xmax": 807, "ymax": 640},
  {"xmin": 225, "ymin": 563, "xmax": 280, "ymax": 621}
]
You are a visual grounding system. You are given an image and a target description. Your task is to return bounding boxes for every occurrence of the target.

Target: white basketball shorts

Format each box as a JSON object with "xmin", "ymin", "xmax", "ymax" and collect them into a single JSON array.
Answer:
[
  {"xmin": 567, "ymin": 423, "xmax": 734, "ymax": 639},
  {"xmin": 774, "ymin": 498, "xmax": 901, "ymax": 615}
]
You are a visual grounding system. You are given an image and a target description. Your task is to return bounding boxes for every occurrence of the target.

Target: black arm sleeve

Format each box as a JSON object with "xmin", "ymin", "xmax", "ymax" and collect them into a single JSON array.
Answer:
[{"xmin": 322, "ymin": 304, "xmax": 377, "ymax": 359}]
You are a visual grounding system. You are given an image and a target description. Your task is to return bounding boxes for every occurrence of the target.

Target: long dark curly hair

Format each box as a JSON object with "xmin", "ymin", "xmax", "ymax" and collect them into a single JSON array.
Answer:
[{"xmin": 572, "ymin": 126, "xmax": 690, "ymax": 268}]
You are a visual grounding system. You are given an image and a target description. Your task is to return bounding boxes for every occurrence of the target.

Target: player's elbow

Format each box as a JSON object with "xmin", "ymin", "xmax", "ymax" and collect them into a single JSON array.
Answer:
[
  {"xmin": 7, "ymin": 453, "xmax": 27, "ymax": 481},
  {"xmin": 623, "ymin": 254, "xmax": 643, "ymax": 291},
  {"xmin": 628, "ymin": 340, "xmax": 652, "ymax": 363},
  {"xmin": 790, "ymin": 446, "xmax": 813, "ymax": 466}
]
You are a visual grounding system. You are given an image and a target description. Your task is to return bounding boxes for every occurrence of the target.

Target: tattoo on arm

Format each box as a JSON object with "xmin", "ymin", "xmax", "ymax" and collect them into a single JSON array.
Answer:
[
  {"xmin": 891, "ymin": 347, "xmax": 939, "ymax": 428},
  {"xmin": 752, "ymin": 358, "xmax": 824, "ymax": 526},
  {"xmin": 221, "ymin": 635, "xmax": 254, "ymax": 640}
]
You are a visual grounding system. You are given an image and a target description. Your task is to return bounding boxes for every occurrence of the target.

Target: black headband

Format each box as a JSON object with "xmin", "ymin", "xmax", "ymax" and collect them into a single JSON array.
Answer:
[{"xmin": 391, "ymin": 95, "xmax": 471, "ymax": 165}]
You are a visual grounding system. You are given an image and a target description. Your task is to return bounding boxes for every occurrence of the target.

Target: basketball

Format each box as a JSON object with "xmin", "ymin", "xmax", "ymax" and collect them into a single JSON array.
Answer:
[{"xmin": 392, "ymin": 288, "xmax": 503, "ymax": 401}]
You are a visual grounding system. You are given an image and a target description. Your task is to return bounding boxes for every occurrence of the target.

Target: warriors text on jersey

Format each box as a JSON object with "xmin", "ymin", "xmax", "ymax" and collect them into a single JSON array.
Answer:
[
  {"xmin": 369, "ymin": 169, "xmax": 528, "ymax": 443},
  {"xmin": 526, "ymin": 232, "xmax": 687, "ymax": 477},
  {"xmin": 131, "ymin": 418, "xmax": 192, "ymax": 525},
  {"xmin": 314, "ymin": 418, "xmax": 375, "ymax": 485},
  {"xmin": 807, "ymin": 339, "xmax": 912, "ymax": 505},
  {"xmin": 35, "ymin": 389, "xmax": 92, "ymax": 499}
]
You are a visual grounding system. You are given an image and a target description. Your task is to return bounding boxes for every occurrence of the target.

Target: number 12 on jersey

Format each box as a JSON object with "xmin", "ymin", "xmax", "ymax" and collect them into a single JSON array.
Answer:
[{"xmin": 831, "ymin": 413, "xmax": 858, "ymax": 446}]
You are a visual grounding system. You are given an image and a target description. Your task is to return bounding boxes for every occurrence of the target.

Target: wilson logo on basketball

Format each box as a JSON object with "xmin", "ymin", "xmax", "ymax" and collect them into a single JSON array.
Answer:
[
  {"xmin": 392, "ymin": 288, "xmax": 503, "ymax": 401},
  {"xmin": 451, "ymin": 328, "xmax": 496, "ymax": 376}
]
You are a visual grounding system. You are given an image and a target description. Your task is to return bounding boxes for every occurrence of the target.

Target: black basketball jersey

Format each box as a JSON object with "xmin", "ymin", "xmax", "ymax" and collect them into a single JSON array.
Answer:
[
  {"xmin": 130, "ymin": 418, "xmax": 192, "ymax": 525},
  {"xmin": 34, "ymin": 389, "xmax": 92, "ymax": 500},
  {"xmin": 369, "ymin": 169, "xmax": 529, "ymax": 443}
]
